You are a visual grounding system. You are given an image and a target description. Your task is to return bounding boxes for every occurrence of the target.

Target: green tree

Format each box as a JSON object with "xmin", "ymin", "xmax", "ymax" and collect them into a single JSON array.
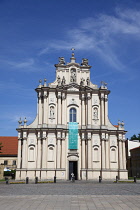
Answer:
[{"xmin": 130, "ymin": 133, "xmax": 140, "ymax": 142}]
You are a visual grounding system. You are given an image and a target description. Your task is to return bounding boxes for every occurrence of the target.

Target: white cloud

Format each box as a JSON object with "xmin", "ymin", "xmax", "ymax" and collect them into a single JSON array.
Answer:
[
  {"xmin": 39, "ymin": 8, "xmax": 140, "ymax": 71},
  {"xmin": 8, "ymin": 58, "xmax": 34, "ymax": 68}
]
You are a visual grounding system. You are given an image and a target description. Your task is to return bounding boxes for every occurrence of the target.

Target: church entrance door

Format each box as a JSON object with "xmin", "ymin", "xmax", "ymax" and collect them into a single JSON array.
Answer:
[{"xmin": 69, "ymin": 161, "xmax": 78, "ymax": 180}]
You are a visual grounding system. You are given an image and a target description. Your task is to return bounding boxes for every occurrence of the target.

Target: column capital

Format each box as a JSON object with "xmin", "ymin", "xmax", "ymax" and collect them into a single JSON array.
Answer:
[
  {"xmin": 57, "ymin": 92, "xmax": 61, "ymax": 99},
  {"xmin": 118, "ymin": 138, "xmax": 123, "ymax": 142},
  {"xmin": 87, "ymin": 93, "xmax": 91, "ymax": 100},
  {"xmin": 62, "ymin": 93, "xmax": 66, "ymax": 100}
]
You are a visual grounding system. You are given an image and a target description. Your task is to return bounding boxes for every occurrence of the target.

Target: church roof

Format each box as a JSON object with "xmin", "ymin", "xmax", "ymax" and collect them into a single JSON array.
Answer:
[{"xmin": 0, "ymin": 136, "xmax": 18, "ymax": 156}]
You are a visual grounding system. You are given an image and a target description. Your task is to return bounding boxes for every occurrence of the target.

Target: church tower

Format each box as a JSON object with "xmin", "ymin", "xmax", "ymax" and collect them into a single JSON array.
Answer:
[{"xmin": 16, "ymin": 51, "xmax": 128, "ymax": 180}]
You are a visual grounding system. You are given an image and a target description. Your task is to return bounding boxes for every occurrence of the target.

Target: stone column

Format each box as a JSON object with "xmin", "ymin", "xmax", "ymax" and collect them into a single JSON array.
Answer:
[
  {"xmin": 104, "ymin": 95, "xmax": 108, "ymax": 126},
  {"xmin": 62, "ymin": 93, "xmax": 66, "ymax": 125},
  {"xmin": 38, "ymin": 92, "xmax": 42, "ymax": 124},
  {"xmin": 87, "ymin": 93, "xmax": 91, "ymax": 125},
  {"xmin": 42, "ymin": 136, "xmax": 47, "ymax": 168},
  {"xmin": 57, "ymin": 132, "xmax": 61, "ymax": 168},
  {"xmin": 81, "ymin": 94, "xmax": 85, "ymax": 126},
  {"xmin": 17, "ymin": 138, "xmax": 22, "ymax": 168},
  {"xmin": 122, "ymin": 140, "xmax": 126, "ymax": 169},
  {"xmin": 101, "ymin": 138, "xmax": 105, "ymax": 169},
  {"xmin": 87, "ymin": 135, "xmax": 92, "ymax": 169},
  {"xmin": 57, "ymin": 92, "xmax": 61, "ymax": 125},
  {"xmin": 105, "ymin": 138, "xmax": 109, "ymax": 169},
  {"xmin": 43, "ymin": 92, "xmax": 48, "ymax": 124},
  {"xmin": 61, "ymin": 133, "xmax": 65, "ymax": 168},
  {"xmin": 82, "ymin": 133, "xmax": 85, "ymax": 168},
  {"xmin": 22, "ymin": 138, "xmax": 27, "ymax": 168},
  {"xmin": 37, "ymin": 137, "xmax": 41, "ymax": 168},
  {"xmin": 101, "ymin": 94, "xmax": 105, "ymax": 125},
  {"xmin": 57, "ymin": 139, "xmax": 61, "ymax": 168},
  {"xmin": 118, "ymin": 139, "xmax": 123, "ymax": 170}
]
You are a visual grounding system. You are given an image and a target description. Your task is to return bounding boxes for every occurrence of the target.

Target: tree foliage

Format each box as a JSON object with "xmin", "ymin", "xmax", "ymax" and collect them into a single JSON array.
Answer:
[{"xmin": 130, "ymin": 133, "xmax": 140, "ymax": 141}]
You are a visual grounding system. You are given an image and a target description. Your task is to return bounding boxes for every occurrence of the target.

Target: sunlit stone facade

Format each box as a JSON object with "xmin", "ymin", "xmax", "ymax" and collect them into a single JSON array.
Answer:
[{"xmin": 16, "ymin": 52, "xmax": 128, "ymax": 180}]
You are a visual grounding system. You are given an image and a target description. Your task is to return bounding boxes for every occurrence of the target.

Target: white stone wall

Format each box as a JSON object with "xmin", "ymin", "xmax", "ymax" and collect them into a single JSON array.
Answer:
[{"xmin": 16, "ymin": 54, "xmax": 128, "ymax": 180}]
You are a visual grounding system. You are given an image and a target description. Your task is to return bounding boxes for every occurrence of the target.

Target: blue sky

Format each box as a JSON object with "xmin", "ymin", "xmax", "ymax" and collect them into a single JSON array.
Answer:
[{"xmin": 0, "ymin": 0, "xmax": 140, "ymax": 138}]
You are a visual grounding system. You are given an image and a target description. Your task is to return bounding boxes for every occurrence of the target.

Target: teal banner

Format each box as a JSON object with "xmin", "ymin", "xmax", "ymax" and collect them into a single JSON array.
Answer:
[{"xmin": 68, "ymin": 122, "xmax": 78, "ymax": 149}]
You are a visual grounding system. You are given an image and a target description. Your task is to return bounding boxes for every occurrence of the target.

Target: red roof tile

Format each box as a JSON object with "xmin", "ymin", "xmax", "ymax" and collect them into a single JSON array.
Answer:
[
  {"xmin": 130, "ymin": 146, "xmax": 140, "ymax": 151},
  {"xmin": 0, "ymin": 136, "xmax": 18, "ymax": 156},
  {"xmin": 114, "ymin": 125, "xmax": 119, "ymax": 128}
]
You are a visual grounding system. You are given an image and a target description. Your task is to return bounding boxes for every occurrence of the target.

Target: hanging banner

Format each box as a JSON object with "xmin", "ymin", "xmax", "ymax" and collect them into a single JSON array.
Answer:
[{"xmin": 68, "ymin": 122, "xmax": 78, "ymax": 149}]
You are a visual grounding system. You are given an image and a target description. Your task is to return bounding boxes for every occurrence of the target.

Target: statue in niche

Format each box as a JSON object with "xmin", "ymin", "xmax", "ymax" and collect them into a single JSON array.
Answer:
[
  {"xmin": 61, "ymin": 76, "xmax": 66, "ymax": 85},
  {"xmin": 81, "ymin": 58, "xmax": 89, "ymax": 66},
  {"xmin": 57, "ymin": 75, "xmax": 61, "ymax": 86},
  {"xmin": 50, "ymin": 106, "xmax": 55, "ymax": 119},
  {"xmin": 70, "ymin": 69, "xmax": 76, "ymax": 83},
  {"xmin": 80, "ymin": 77, "xmax": 85, "ymax": 86},
  {"xmin": 93, "ymin": 107, "xmax": 98, "ymax": 120},
  {"xmin": 59, "ymin": 57, "xmax": 65, "ymax": 65},
  {"xmin": 86, "ymin": 77, "xmax": 90, "ymax": 86}
]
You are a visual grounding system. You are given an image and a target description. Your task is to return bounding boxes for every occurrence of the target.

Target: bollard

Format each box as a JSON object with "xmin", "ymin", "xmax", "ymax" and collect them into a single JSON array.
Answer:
[
  {"xmin": 54, "ymin": 176, "xmax": 56, "ymax": 183},
  {"xmin": 134, "ymin": 176, "xmax": 136, "ymax": 183},
  {"xmin": 99, "ymin": 176, "xmax": 102, "ymax": 183},
  {"xmin": 26, "ymin": 177, "xmax": 29, "ymax": 184},
  {"xmin": 116, "ymin": 176, "xmax": 118, "ymax": 183},
  {"xmin": 35, "ymin": 177, "xmax": 38, "ymax": 184},
  {"xmin": 5, "ymin": 177, "xmax": 9, "ymax": 185}
]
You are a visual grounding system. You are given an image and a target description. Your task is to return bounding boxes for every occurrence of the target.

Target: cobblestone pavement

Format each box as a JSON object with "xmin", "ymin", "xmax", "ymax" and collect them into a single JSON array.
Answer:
[{"xmin": 0, "ymin": 181, "xmax": 140, "ymax": 209}]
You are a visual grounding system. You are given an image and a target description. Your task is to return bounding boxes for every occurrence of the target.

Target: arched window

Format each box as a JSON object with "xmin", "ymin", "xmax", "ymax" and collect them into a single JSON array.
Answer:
[{"xmin": 69, "ymin": 108, "xmax": 76, "ymax": 122}]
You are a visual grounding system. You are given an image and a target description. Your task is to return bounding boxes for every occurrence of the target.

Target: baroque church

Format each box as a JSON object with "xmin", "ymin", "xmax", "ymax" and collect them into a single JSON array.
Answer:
[{"xmin": 16, "ymin": 51, "xmax": 128, "ymax": 180}]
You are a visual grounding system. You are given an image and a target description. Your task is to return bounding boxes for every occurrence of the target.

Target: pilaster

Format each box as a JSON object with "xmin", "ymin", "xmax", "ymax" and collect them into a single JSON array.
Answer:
[{"xmin": 57, "ymin": 92, "xmax": 62, "ymax": 124}]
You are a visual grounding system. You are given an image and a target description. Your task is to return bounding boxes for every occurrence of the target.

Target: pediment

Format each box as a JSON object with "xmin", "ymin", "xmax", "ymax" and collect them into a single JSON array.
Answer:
[
  {"xmin": 66, "ymin": 83, "xmax": 80, "ymax": 91},
  {"xmin": 67, "ymin": 86, "xmax": 79, "ymax": 91}
]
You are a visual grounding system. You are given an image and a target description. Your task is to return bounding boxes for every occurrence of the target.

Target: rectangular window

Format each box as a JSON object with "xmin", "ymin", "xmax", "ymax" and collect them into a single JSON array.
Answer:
[
  {"xmin": 12, "ymin": 160, "xmax": 16, "ymax": 165},
  {"xmin": 4, "ymin": 160, "xmax": 8, "ymax": 165}
]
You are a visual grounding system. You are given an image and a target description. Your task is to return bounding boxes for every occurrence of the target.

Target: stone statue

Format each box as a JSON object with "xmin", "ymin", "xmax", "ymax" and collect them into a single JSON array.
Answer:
[
  {"xmin": 50, "ymin": 106, "xmax": 54, "ymax": 119},
  {"xmin": 81, "ymin": 58, "xmax": 88, "ymax": 66},
  {"xmin": 70, "ymin": 70, "xmax": 76, "ymax": 83},
  {"xmin": 80, "ymin": 77, "xmax": 85, "ymax": 86},
  {"xmin": 93, "ymin": 107, "xmax": 98, "ymax": 119},
  {"xmin": 61, "ymin": 76, "xmax": 66, "ymax": 85},
  {"xmin": 59, "ymin": 57, "xmax": 65, "ymax": 65},
  {"xmin": 57, "ymin": 75, "xmax": 61, "ymax": 86},
  {"xmin": 86, "ymin": 77, "xmax": 90, "ymax": 86}
]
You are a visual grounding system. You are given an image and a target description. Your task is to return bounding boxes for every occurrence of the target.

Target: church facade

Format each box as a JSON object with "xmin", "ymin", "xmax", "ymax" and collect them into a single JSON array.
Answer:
[{"xmin": 16, "ymin": 52, "xmax": 128, "ymax": 180}]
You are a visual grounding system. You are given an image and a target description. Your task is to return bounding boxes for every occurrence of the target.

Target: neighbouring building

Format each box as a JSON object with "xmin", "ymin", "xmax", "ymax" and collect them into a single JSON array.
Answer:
[
  {"xmin": 16, "ymin": 51, "xmax": 128, "ymax": 180},
  {"xmin": 130, "ymin": 146, "xmax": 140, "ymax": 178},
  {"xmin": 0, "ymin": 136, "xmax": 18, "ymax": 170},
  {"xmin": 125, "ymin": 140, "xmax": 140, "ymax": 177}
]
